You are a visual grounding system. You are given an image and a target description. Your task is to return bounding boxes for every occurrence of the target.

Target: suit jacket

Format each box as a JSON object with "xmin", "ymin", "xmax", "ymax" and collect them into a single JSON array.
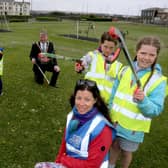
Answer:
[{"xmin": 29, "ymin": 41, "xmax": 58, "ymax": 66}]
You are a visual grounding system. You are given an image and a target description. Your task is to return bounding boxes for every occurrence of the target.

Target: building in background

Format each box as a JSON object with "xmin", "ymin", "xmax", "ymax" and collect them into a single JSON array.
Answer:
[
  {"xmin": 141, "ymin": 7, "xmax": 168, "ymax": 25},
  {"xmin": 0, "ymin": 0, "xmax": 30, "ymax": 16}
]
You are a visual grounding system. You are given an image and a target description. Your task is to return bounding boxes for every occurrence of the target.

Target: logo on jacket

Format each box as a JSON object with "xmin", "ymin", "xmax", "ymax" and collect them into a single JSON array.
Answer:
[{"xmin": 69, "ymin": 135, "xmax": 82, "ymax": 149}]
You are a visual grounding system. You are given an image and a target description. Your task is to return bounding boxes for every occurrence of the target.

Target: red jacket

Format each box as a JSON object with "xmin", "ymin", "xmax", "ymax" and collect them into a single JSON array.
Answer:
[{"xmin": 55, "ymin": 126, "xmax": 112, "ymax": 168}]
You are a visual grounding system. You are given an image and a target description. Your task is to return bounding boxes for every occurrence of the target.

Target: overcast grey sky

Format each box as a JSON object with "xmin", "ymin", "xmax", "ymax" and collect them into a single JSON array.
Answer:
[{"xmin": 21, "ymin": 0, "xmax": 168, "ymax": 16}]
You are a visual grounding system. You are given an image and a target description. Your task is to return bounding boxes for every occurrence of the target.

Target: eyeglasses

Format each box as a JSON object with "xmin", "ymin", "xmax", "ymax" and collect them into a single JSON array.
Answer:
[{"xmin": 76, "ymin": 79, "xmax": 97, "ymax": 88}]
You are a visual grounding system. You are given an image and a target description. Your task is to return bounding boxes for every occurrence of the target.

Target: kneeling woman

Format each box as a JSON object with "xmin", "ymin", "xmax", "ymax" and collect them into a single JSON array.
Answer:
[{"xmin": 35, "ymin": 79, "xmax": 116, "ymax": 168}]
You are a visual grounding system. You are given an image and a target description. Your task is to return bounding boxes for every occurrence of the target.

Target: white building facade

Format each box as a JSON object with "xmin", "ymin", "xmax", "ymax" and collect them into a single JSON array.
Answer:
[{"xmin": 0, "ymin": 0, "xmax": 30, "ymax": 16}]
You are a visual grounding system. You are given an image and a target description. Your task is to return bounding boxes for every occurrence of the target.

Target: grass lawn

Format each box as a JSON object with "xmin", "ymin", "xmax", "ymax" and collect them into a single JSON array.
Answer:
[{"xmin": 0, "ymin": 20, "xmax": 168, "ymax": 168}]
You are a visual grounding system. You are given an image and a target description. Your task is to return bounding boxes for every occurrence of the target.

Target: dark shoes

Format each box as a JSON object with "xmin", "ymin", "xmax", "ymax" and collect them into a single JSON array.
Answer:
[{"xmin": 49, "ymin": 84, "xmax": 59, "ymax": 88}]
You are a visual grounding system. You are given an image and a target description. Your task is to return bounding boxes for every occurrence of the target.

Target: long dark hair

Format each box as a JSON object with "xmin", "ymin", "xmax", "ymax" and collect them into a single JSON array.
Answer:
[
  {"xmin": 70, "ymin": 79, "xmax": 111, "ymax": 122},
  {"xmin": 134, "ymin": 36, "xmax": 161, "ymax": 90}
]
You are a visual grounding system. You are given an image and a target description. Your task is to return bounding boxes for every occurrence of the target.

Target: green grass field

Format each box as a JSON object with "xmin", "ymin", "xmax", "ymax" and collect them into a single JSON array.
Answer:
[{"xmin": 0, "ymin": 20, "xmax": 168, "ymax": 168}]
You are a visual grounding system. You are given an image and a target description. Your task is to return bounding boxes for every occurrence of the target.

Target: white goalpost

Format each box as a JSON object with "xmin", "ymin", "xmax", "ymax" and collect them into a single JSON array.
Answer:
[
  {"xmin": 75, "ymin": 21, "xmax": 96, "ymax": 39},
  {"xmin": 0, "ymin": 11, "xmax": 10, "ymax": 31}
]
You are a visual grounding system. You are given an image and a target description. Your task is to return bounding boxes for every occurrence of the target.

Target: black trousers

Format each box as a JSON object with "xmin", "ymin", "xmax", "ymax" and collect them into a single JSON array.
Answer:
[{"xmin": 33, "ymin": 63, "xmax": 59, "ymax": 86}]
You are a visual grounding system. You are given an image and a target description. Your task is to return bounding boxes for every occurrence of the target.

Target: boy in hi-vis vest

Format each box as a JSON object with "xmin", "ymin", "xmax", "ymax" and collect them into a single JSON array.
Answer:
[{"xmin": 75, "ymin": 31, "xmax": 122, "ymax": 104}]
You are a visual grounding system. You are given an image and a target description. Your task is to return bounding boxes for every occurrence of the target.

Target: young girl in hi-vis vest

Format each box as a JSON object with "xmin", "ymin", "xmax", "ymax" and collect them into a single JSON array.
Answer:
[{"xmin": 109, "ymin": 36, "xmax": 167, "ymax": 168}]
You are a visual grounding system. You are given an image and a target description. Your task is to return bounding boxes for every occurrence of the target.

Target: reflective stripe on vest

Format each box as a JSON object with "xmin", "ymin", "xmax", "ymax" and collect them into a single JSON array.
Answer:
[
  {"xmin": 144, "ymin": 73, "xmax": 167, "ymax": 95},
  {"xmin": 101, "ymin": 160, "xmax": 109, "ymax": 168},
  {"xmin": 85, "ymin": 51, "xmax": 122, "ymax": 103},
  {"xmin": 0, "ymin": 58, "xmax": 3, "ymax": 75},
  {"xmin": 111, "ymin": 68, "xmax": 166, "ymax": 133},
  {"xmin": 66, "ymin": 112, "xmax": 110, "ymax": 168}
]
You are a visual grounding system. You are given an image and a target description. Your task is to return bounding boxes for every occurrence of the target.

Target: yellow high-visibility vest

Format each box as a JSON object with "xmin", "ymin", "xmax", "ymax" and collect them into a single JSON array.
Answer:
[
  {"xmin": 85, "ymin": 51, "xmax": 122, "ymax": 103},
  {"xmin": 0, "ymin": 58, "xmax": 3, "ymax": 76},
  {"xmin": 111, "ymin": 67, "xmax": 167, "ymax": 133}
]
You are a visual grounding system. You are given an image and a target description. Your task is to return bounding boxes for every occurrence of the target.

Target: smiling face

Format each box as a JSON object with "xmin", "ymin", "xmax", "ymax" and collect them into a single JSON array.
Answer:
[
  {"xmin": 75, "ymin": 90, "xmax": 96, "ymax": 114},
  {"xmin": 136, "ymin": 44, "xmax": 157, "ymax": 69},
  {"xmin": 101, "ymin": 40, "xmax": 115, "ymax": 57}
]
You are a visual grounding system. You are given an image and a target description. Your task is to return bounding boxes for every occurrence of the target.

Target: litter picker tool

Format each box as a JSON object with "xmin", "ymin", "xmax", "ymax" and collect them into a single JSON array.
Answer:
[
  {"xmin": 109, "ymin": 27, "xmax": 141, "ymax": 88},
  {"xmin": 35, "ymin": 63, "xmax": 50, "ymax": 85},
  {"xmin": 40, "ymin": 53, "xmax": 83, "ymax": 73},
  {"xmin": 40, "ymin": 52, "xmax": 79, "ymax": 61}
]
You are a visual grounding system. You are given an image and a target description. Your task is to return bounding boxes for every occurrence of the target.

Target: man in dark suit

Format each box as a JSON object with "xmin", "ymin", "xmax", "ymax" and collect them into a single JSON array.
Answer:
[{"xmin": 29, "ymin": 31, "xmax": 60, "ymax": 87}]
